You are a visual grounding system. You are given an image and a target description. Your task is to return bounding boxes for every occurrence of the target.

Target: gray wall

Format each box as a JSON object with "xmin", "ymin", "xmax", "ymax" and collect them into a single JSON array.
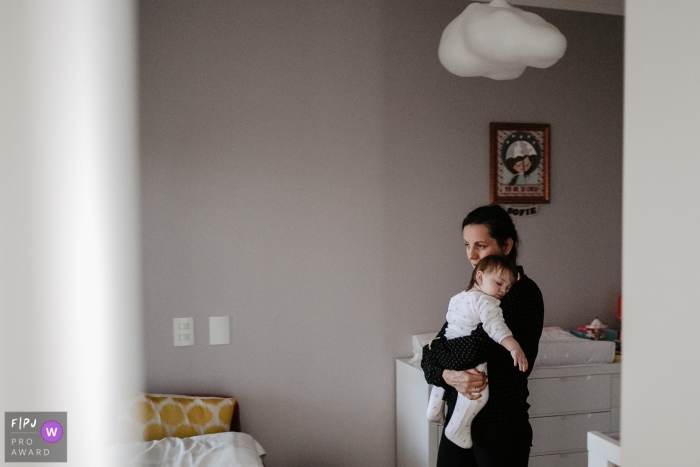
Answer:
[{"xmin": 139, "ymin": 1, "xmax": 622, "ymax": 466}]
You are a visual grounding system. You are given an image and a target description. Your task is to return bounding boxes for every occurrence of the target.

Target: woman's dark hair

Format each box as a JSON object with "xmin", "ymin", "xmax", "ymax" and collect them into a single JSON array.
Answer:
[
  {"xmin": 467, "ymin": 255, "xmax": 518, "ymax": 290},
  {"xmin": 462, "ymin": 204, "xmax": 520, "ymax": 264}
]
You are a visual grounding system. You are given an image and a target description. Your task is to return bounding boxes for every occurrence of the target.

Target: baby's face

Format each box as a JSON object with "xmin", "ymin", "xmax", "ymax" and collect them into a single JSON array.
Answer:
[{"xmin": 478, "ymin": 269, "xmax": 513, "ymax": 300}]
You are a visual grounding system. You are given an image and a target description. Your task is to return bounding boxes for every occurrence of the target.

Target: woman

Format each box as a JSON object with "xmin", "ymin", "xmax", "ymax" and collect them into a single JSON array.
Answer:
[{"xmin": 421, "ymin": 204, "xmax": 544, "ymax": 466}]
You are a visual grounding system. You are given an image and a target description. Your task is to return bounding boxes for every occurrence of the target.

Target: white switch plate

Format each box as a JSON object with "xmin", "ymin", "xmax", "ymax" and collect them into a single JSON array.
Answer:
[
  {"xmin": 209, "ymin": 316, "xmax": 230, "ymax": 345},
  {"xmin": 173, "ymin": 317, "xmax": 194, "ymax": 346}
]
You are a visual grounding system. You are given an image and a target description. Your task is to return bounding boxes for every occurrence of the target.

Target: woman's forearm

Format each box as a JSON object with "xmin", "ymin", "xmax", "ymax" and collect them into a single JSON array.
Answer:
[
  {"xmin": 421, "ymin": 324, "xmax": 449, "ymax": 386},
  {"xmin": 421, "ymin": 322, "xmax": 494, "ymax": 386},
  {"xmin": 420, "ymin": 341, "xmax": 448, "ymax": 388}
]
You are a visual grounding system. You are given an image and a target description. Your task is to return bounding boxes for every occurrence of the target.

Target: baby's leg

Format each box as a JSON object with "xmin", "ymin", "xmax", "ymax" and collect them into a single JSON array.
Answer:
[
  {"xmin": 444, "ymin": 363, "xmax": 489, "ymax": 448},
  {"xmin": 426, "ymin": 386, "xmax": 446, "ymax": 424}
]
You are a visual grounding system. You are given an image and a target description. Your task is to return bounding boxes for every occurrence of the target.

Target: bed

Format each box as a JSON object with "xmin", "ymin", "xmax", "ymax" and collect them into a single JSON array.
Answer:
[{"xmin": 113, "ymin": 393, "xmax": 266, "ymax": 467}]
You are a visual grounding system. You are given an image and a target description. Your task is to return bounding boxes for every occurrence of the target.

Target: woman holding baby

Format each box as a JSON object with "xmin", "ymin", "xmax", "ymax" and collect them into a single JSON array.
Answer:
[{"xmin": 421, "ymin": 204, "xmax": 544, "ymax": 466}]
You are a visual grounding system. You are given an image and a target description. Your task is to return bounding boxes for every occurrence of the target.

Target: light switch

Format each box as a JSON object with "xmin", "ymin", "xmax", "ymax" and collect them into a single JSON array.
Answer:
[
  {"xmin": 209, "ymin": 316, "xmax": 230, "ymax": 345},
  {"xmin": 173, "ymin": 318, "xmax": 194, "ymax": 346}
]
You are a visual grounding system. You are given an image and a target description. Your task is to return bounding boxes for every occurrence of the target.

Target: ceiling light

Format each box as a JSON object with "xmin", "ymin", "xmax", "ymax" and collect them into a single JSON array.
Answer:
[{"xmin": 438, "ymin": 0, "xmax": 567, "ymax": 80}]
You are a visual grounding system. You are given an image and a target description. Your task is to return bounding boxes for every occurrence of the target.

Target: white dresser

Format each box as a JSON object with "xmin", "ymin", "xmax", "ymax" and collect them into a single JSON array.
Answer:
[{"xmin": 396, "ymin": 358, "xmax": 621, "ymax": 467}]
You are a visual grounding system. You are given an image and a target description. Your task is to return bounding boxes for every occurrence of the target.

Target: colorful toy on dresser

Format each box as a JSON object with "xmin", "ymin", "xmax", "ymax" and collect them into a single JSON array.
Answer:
[{"xmin": 570, "ymin": 298, "xmax": 622, "ymax": 363}]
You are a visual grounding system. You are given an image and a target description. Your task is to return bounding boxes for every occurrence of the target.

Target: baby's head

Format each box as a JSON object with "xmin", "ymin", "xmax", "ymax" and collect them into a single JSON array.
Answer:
[{"xmin": 467, "ymin": 255, "xmax": 518, "ymax": 300}]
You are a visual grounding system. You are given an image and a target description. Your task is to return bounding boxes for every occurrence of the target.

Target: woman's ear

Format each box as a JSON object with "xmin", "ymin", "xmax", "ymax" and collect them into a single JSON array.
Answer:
[{"xmin": 503, "ymin": 238, "xmax": 514, "ymax": 256}]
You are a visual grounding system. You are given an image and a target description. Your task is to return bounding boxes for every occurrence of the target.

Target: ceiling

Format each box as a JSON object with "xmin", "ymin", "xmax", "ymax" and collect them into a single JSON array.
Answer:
[{"xmin": 478, "ymin": 0, "xmax": 624, "ymax": 16}]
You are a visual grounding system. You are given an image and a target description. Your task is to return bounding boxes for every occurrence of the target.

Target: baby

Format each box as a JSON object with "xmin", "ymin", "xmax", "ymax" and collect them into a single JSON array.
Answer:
[{"xmin": 426, "ymin": 255, "xmax": 527, "ymax": 448}]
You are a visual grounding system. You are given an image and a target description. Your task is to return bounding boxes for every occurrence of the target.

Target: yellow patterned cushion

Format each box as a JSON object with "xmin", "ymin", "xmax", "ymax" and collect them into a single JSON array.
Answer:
[{"xmin": 118, "ymin": 394, "xmax": 236, "ymax": 442}]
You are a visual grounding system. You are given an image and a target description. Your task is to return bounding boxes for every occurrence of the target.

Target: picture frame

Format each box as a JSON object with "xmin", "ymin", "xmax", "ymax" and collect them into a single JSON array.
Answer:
[{"xmin": 490, "ymin": 122, "xmax": 550, "ymax": 204}]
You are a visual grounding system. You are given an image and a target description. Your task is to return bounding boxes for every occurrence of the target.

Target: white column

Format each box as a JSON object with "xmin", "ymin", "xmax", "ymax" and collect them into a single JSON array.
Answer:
[
  {"xmin": 0, "ymin": 1, "xmax": 141, "ymax": 465},
  {"xmin": 623, "ymin": 1, "xmax": 700, "ymax": 465}
]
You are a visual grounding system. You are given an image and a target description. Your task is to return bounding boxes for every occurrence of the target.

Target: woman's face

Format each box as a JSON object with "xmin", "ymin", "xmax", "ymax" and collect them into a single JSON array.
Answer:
[
  {"xmin": 463, "ymin": 224, "xmax": 512, "ymax": 268},
  {"xmin": 522, "ymin": 156, "xmax": 532, "ymax": 172}
]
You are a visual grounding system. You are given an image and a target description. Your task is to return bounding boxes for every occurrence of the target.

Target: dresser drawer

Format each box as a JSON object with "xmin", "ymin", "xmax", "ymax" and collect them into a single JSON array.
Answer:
[
  {"xmin": 611, "ymin": 407, "xmax": 620, "ymax": 432},
  {"xmin": 528, "ymin": 374, "xmax": 611, "ymax": 416},
  {"xmin": 531, "ymin": 412, "xmax": 611, "ymax": 455},
  {"xmin": 529, "ymin": 450, "xmax": 587, "ymax": 467},
  {"xmin": 611, "ymin": 373, "xmax": 621, "ymax": 408}
]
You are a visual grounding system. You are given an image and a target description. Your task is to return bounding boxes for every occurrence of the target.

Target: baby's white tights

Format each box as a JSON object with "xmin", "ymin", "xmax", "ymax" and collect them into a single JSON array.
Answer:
[{"xmin": 425, "ymin": 362, "xmax": 489, "ymax": 448}]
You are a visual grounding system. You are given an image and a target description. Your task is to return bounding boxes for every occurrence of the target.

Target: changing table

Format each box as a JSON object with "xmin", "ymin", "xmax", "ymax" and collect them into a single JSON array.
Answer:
[{"xmin": 396, "ymin": 358, "xmax": 621, "ymax": 467}]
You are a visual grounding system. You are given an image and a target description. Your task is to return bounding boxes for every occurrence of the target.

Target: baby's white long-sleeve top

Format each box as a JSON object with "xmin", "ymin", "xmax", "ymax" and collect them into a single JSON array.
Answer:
[{"xmin": 443, "ymin": 289, "xmax": 513, "ymax": 343}]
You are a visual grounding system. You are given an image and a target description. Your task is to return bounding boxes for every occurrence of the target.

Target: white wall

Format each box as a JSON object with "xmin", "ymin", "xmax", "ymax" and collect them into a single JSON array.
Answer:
[
  {"xmin": 622, "ymin": 1, "xmax": 700, "ymax": 464},
  {"xmin": 139, "ymin": 1, "xmax": 623, "ymax": 466},
  {"xmin": 0, "ymin": 1, "xmax": 141, "ymax": 465}
]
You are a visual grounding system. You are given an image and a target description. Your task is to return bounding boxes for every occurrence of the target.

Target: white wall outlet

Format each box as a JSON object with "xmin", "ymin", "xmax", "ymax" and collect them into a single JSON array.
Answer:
[
  {"xmin": 209, "ymin": 316, "xmax": 230, "ymax": 345},
  {"xmin": 173, "ymin": 317, "xmax": 194, "ymax": 346}
]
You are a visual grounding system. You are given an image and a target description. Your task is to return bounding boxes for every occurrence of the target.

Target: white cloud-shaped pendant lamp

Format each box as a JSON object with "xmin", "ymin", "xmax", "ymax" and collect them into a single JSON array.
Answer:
[{"xmin": 438, "ymin": 0, "xmax": 567, "ymax": 80}]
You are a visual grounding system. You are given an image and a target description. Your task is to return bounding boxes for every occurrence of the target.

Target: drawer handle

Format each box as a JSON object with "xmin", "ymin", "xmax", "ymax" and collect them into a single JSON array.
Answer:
[
  {"xmin": 558, "ymin": 375, "xmax": 592, "ymax": 382},
  {"xmin": 559, "ymin": 413, "xmax": 592, "ymax": 421}
]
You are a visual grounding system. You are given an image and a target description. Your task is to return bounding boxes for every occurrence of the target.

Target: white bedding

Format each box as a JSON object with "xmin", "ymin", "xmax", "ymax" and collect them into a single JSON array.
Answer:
[{"xmin": 111, "ymin": 432, "xmax": 266, "ymax": 467}]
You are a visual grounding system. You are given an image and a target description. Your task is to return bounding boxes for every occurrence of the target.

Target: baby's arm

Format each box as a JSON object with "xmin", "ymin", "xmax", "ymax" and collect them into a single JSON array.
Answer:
[
  {"xmin": 476, "ymin": 294, "xmax": 528, "ymax": 372},
  {"xmin": 500, "ymin": 336, "xmax": 528, "ymax": 372}
]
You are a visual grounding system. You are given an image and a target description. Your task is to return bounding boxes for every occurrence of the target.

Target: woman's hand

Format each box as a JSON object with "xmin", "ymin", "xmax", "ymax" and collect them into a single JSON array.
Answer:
[{"xmin": 442, "ymin": 368, "xmax": 487, "ymax": 399}]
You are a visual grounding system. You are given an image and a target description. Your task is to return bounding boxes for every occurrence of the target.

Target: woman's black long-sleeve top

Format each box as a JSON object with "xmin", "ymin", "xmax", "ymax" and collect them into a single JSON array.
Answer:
[{"xmin": 421, "ymin": 266, "xmax": 544, "ymax": 425}]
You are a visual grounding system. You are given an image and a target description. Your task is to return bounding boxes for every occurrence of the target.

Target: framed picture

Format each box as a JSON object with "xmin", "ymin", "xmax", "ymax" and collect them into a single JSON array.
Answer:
[{"xmin": 490, "ymin": 122, "xmax": 550, "ymax": 204}]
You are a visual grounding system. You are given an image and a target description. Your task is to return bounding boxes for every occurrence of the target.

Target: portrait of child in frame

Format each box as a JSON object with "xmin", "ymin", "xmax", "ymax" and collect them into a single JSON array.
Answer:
[{"xmin": 490, "ymin": 122, "xmax": 550, "ymax": 204}]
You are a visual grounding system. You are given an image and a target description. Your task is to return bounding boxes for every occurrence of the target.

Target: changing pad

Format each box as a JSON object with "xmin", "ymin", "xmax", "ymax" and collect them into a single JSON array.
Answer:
[
  {"xmin": 410, "ymin": 327, "xmax": 615, "ymax": 368},
  {"xmin": 534, "ymin": 327, "xmax": 615, "ymax": 367}
]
